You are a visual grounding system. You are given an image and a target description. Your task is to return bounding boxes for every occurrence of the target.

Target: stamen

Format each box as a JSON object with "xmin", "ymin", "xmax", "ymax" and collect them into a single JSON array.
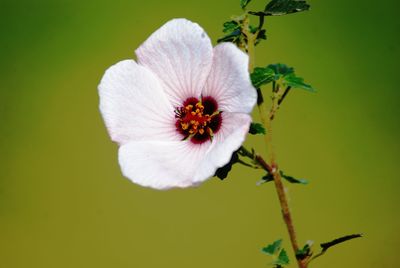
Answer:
[{"xmin": 175, "ymin": 96, "xmax": 222, "ymax": 144}]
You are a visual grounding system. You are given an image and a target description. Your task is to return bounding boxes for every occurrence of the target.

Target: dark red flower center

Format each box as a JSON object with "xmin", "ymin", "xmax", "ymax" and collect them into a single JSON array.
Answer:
[{"xmin": 175, "ymin": 96, "xmax": 222, "ymax": 144}]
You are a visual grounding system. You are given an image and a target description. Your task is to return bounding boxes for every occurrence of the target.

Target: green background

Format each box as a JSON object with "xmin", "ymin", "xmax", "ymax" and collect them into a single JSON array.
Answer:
[{"xmin": 1, "ymin": 0, "xmax": 399, "ymax": 267}]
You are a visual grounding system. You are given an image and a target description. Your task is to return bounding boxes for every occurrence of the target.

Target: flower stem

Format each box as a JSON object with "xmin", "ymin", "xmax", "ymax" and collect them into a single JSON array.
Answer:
[
  {"xmin": 244, "ymin": 16, "xmax": 306, "ymax": 268},
  {"xmin": 255, "ymin": 155, "xmax": 306, "ymax": 268},
  {"xmin": 243, "ymin": 16, "xmax": 270, "ymax": 154}
]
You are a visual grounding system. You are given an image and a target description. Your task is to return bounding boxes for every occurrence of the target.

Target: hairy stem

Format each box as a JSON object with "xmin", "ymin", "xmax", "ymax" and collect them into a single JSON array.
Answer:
[
  {"xmin": 264, "ymin": 115, "xmax": 306, "ymax": 268},
  {"xmin": 243, "ymin": 16, "xmax": 306, "ymax": 268}
]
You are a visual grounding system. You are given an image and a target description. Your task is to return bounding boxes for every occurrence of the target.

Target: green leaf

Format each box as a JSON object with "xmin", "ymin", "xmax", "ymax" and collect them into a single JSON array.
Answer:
[
  {"xmin": 222, "ymin": 21, "xmax": 240, "ymax": 33},
  {"xmin": 296, "ymin": 243, "xmax": 312, "ymax": 260},
  {"xmin": 240, "ymin": 0, "xmax": 252, "ymax": 9},
  {"xmin": 280, "ymin": 171, "xmax": 308, "ymax": 184},
  {"xmin": 274, "ymin": 249, "xmax": 290, "ymax": 266},
  {"xmin": 251, "ymin": 67, "xmax": 275, "ymax": 88},
  {"xmin": 254, "ymin": 63, "xmax": 315, "ymax": 92},
  {"xmin": 248, "ymin": 22, "xmax": 267, "ymax": 46},
  {"xmin": 214, "ymin": 151, "xmax": 239, "ymax": 180},
  {"xmin": 258, "ymin": 174, "xmax": 274, "ymax": 186},
  {"xmin": 249, "ymin": 25, "xmax": 258, "ymax": 34},
  {"xmin": 218, "ymin": 21, "xmax": 242, "ymax": 44},
  {"xmin": 265, "ymin": 0, "xmax": 310, "ymax": 16},
  {"xmin": 249, "ymin": 122, "xmax": 266, "ymax": 135},
  {"xmin": 217, "ymin": 30, "xmax": 242, "ymax": 43},
  {"xmin": 284, "ymin": 73, "xmax": 315, "ymax": 92},
  {"xmin": 255, "ymin": 29, "xmax": 267, "ymax": 45},
  {"xmin": 262, "ymin": 239, "xmax": 282, "ymax": 256},
  {"xmin": 268, "ymin": 63, "xmax": 294, "ymax": 76}
]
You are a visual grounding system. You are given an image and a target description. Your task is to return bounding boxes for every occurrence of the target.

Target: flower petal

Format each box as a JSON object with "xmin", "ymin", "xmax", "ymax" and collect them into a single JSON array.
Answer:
[
  {"xmin": 98, "ymin": 60, "xmax": 179, "ymax": 145},
  {"xmin": 136, "ymin": 19, "xmax": 213, "ymax": 106},
  {"xmin": 118, "ymin": 113, "xmax": 252, "ymax": 190},
  {"xmin": 194, "ymin": 112, "xmax": 252, "ymax": 183},
  {"xmin": 118, "ymin": 141, "xmax": 213, "ymax": 190},
  {"xmin": 203, "ymin": 43, "xmax": 257, "ymax": 113}
]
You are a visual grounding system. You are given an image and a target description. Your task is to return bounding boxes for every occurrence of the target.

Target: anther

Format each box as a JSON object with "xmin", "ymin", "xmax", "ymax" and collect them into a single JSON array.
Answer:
[{"xmin": 175, "ymin": 96, "xmax": 221, "ymax": 144}]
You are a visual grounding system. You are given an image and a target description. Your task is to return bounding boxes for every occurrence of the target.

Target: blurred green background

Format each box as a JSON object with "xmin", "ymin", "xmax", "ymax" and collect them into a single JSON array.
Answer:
[{"xmin": 1, "ymin": 0, "xmax": 399, "ymax": 267}]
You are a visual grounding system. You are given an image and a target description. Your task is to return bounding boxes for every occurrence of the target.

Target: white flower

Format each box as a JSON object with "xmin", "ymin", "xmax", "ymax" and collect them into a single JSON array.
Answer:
[{"xmin": 98, "ymin": 19, "xmax": 257, "ymax": 190}]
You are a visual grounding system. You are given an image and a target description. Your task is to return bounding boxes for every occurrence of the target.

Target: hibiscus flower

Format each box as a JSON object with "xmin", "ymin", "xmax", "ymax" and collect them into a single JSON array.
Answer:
[{"xmin": 98, "ymin": 19, "xmax": 257, "ymax": 189}]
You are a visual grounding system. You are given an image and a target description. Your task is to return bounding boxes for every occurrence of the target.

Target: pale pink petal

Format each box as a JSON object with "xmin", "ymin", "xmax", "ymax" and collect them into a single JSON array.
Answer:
[
  {"xmin": 136, "ymin": 19, "xmax": 213, "ymax": 106},
  {"xmin": 194, "ymin": 112, "xmax": 252, "ymax": 183},
  {"xmin": 98, "ymin": 60, "xmax": 179, "ymax": 145},
  {"xmin": 203, "ymin": 43, "xmax": 257, "ymax": 113},
  {"xmin": 118, "ymin": 141, "xmax": 212, "ymax": 190},
  {"xmin": 118, "ymin": 113, "xmax": 252, "ymax": 189}
]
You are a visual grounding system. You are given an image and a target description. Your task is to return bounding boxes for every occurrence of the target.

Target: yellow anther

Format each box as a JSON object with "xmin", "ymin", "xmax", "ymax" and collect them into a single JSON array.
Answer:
[
  {"xmin": 177, "ymin": 100, "xmax": 219, "ymax": 140},
  {"xmin": 181, "ymin": 123, "xmax": 189, "ymax": 130}
]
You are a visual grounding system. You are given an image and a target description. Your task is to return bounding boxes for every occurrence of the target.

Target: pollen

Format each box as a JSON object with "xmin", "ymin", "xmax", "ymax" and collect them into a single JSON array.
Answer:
[
  {"xmin": 181, "ymin": 123, "xmax": 189, "ymax": 130},
  {"xmin": 175, "ymin": 96, "xmax": 222, "ymax": 144}
]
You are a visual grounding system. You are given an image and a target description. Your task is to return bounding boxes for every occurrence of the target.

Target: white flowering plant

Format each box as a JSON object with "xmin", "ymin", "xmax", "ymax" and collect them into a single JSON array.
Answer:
[{"xmin": 98, "ymin": 0, "xmax": 361, "ymax": 267}]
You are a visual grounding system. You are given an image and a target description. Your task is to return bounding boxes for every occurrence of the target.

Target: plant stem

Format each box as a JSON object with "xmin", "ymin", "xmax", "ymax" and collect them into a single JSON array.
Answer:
[
  {"xmin": 243, "ymin": 17, "xmax": 270, "ymax": 154},
  {"xmin": 243, "ymin": 16, "xmax": 306, "ymax": 268},
  {"xmin": 265, "ymin": 110, "xmax": 306, "ymax": 268},
  {"xmin": 265, "ymin": 80, "xmax": 308, "ymax": 268}
]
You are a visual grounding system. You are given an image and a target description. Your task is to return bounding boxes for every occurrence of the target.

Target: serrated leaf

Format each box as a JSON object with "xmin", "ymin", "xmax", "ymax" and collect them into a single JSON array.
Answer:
[
  {"xmin": 284, "ymin": 73, "xmax": 315, "ymax": 92},
  {"xmin": 255, "ymin": 63, "xmax": 315, "ymax": 92},
  {"xmin": 273, "ymin": 249, "xmax": 290, "ymax": 266},
  {"xmin": 240, "ymin": 0, "xmax": 252, "ymax": 9},
  {"xmin": 265, "ymin": 0, "xmax": 310, "ymax": 16},
  {"xmin": 251, "ymin": 67, "xmax": 275, "ymax": 88},
  {"xmin": 249, "ymin": 122, "xmax": 266, "ymax": 135},
  {"xmin": 268, "ymin": 63, "xmax": 294, "ymax": 76},
  {"xmin": 280, "ymin": 171, "xmax": 308, "ymax": 184},
  {"xmin": 262, "ymin": 239, "xmax": 282, "ymax": 256},
  {"xmin": 214, "ymin": 151, "xmax": 239, "ymax": 180},
  {"xmin": 223, "ymin": 20, "xmax": 240, "ymax": 33},
  {"xmin": 218, "ymin": 21, "xmax": 242, "ymax": 44}
]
